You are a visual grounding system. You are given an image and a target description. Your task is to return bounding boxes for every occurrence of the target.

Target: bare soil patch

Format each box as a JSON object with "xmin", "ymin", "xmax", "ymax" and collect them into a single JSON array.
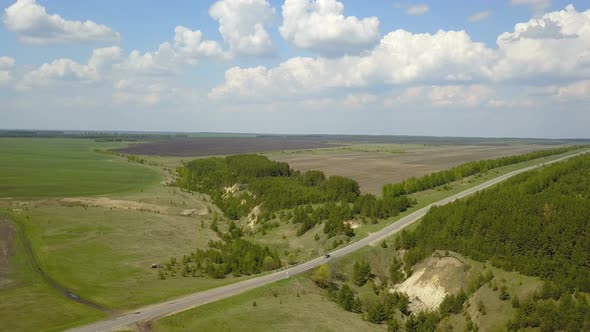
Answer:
[
  {"xmin": 115, "ymin": 137, "xmax": 342, "ymax": 157},
  {"xmin": 393, "ymin": 255, "xmax": 466, "ymax": 312},
  {"xmin": 270, "ymin": 145, "xmax": 554, "ymax": 194},
  {"xmin": 0, "ymin": 215, "xmax": 15, "ymax": 289},
  {"xmin": 61, "ymin": 197, "xmax": 170, "ymax": 214}
]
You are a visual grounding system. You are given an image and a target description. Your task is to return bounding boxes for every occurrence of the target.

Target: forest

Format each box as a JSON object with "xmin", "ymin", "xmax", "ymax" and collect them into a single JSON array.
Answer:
[
  {"xmin": 176, "ymin": 154, "xmax": 414, "ymax": 238},
  {"xmin": 382, "ymin": 145, "xmax": 582, "ymax": 197},
  {"xmin": 395, "ymin": 153, "xmax": 590, "ymax": 329}
]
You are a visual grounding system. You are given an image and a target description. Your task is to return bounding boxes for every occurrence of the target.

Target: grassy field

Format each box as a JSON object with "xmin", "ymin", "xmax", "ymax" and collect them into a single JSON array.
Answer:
[
  {"xmin": 0, "ymin": 221, "xmax": 106, "ymax": 332},
  {"xmin": 0, "ymin": 139, "xmax": 238, "ymax": 331},
  {"xmin": 4, "ymin": 201, "xmax": 240, "ymax": 310},
  {"xmin": 154, "ymin": 276, "xmax": 387, "ymax": 332},
  {"xmin": 0, "ymin": 138, "xmax": 159, "ymax": 198}
]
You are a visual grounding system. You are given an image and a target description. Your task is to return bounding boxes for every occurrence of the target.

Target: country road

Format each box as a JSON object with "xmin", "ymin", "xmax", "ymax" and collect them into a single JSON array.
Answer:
[{"xmin": 66, "ymin": 149, "xmax": 589, "ymax": 332}]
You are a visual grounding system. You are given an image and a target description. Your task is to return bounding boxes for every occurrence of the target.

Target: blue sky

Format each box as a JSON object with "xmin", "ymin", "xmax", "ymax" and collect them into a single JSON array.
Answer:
[{"xmin": 1, "ymin": 0, "xmax": 590, "ymax": 138}]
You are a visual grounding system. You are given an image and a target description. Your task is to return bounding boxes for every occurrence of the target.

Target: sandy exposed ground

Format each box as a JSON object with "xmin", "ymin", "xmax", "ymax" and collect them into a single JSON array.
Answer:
[
  {"xmin": 393, "ymin": 255, "xmax": 466, "ymax": 312},
  {"xmin": 60, "ymin": 197, "xmax": 210, "ymax": 218},
  {"xmin": 61, "ymin": 197, "xmax": 171, "ymax": 214}
]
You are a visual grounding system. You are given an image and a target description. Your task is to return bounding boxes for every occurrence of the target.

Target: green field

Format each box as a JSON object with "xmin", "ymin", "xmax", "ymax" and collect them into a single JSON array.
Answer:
[
  {"xmin": 0, "ymin": 138, "xmax": 232, "ymax": 331},
  {"xmin": 0, "ymin": 138, "xmax": 159, "ymax": 198},
  {"xmin": 0, "ymin": 221, "xmax": 106, "ymax": 332},
  {"xmin": 5, "ymin": 201, "xmax": 248, "ymax": 310},
  {"xmin": 154, "ymin": 276, "xmax": 387, "ymax": 332}
]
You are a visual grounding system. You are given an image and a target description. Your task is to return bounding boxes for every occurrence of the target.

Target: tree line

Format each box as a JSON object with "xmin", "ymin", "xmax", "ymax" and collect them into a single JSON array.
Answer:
[{"xmin": 382, "ymin": 145, "xmax": 582, "ymax": 198}]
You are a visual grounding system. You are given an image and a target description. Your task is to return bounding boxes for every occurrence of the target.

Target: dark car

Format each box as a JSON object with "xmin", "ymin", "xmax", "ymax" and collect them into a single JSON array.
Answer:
[{"xmin": 324, "ymin": 254, "xmax": 331, "ymax": 258}]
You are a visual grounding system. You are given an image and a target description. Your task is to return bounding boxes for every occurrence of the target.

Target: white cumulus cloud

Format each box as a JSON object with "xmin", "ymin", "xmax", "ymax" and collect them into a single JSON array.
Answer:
[
  {"xmin": 212, "ymin": 4, "xmax": 590, "ymax": 101},
  {"xmin": 0, "ymin": 56, "xmax": 15, "ymax": 84},
  {"xmin": 210, "ymin": 29, "xmax": 495, "ymax": 100},
  {"xmin": 120, "ymin": 26, "xmax": 227, "ymax": 76},
  {"xmin": 209, "ymin": 0, "xmax": 276, "ymax": 56},
  {"xmin": 18, "ymin": 47, "xmax": 121, "ymax": 89},
  {"xmin": 3, "ymin": 0, "xmax": 119, "ymax": 44},
  {"xmin": 493, "ymin": 5, "xmax": 590, "ymax": 81},
  {"xmin": 279, "ymin": 0, "xmax": 380, "ymax": 56}
]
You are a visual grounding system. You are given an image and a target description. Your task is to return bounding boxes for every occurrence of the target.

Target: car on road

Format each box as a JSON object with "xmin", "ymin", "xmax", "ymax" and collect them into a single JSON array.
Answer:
[{"xmin": 324, "ymin": 254, "xmax": 330, "ymax": 258}]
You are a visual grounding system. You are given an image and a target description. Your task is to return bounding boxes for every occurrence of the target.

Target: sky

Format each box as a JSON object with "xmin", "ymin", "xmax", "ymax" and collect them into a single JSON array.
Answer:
[{"xmin": 1, "ymin": 0, "xmax": 590, "ymax": 138}]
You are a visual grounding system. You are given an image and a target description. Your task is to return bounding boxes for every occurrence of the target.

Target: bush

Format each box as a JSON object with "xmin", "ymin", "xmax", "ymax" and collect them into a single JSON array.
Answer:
[{"xmin": 352, "ymin": 261, "xmax": 372, "ymax": 287}]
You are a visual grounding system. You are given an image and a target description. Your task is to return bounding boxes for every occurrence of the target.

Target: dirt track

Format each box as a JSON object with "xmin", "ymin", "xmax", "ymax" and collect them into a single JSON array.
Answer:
[{"xmin": 0, "ymin": 215, "xmax": 15, "ymax": 289}]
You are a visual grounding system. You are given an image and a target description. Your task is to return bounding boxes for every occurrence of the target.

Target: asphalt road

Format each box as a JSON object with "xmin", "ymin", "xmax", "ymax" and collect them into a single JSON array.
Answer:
[{"xmin": 66, "ymin": 149, "xmax": 588, "ymax": 332}]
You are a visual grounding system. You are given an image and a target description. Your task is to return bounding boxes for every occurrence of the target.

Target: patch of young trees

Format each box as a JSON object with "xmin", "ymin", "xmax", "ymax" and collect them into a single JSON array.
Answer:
[
  {"xmin": 159, "ymin": 220, "xmax": 281, "ymax": 279},
  {"xmin": 160, "ymin": 237, "xmax": 281, "ymax": 279},
  {"xmin": 382, "ymin": 145, "xmax": 582, "ymax": 198},
  {"xmin": 507, "ymin": 289, "xmax": 590, "ymax": 331},
  {"xmin": 176, "ymin": 154, "xmax": 363, "ymax": 220}
]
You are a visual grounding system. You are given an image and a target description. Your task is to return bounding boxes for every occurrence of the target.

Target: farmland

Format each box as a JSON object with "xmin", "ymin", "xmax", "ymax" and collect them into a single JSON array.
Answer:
[
  {"xmin": 0, "ymin": 138, "xmax": 159, "ymax": 198},
  {"xmin": 267, "ymin": 144, "xmax": 557, "ymax": 194},
  {"xmin": 115, "ymin": 137, "xmax": 342, "ymax": 156}
]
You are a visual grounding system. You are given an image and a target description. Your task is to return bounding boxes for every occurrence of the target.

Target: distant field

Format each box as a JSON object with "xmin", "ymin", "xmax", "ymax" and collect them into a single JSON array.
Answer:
[
  {"xmin": 268, "ymin": 144, "xmax": 557, "ymax": 194},
  {"xmin": 115, "ymin": 137, "xmax": 342, "ymax": 156},
  {"xmin": 0, "ymin": 138, "xmax": 159, "ymax": 198},
  {"xmin": 112, "ymin": 134, "xmax": 587, "ymax": 158}
]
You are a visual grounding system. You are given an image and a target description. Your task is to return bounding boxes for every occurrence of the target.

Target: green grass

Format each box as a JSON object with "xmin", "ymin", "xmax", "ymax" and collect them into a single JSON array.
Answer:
[
  {"xmin": 0, "ymin": 138, "xmax": 159, "ymax": 198},
  {"xmin": 3, "ymin": 201, "xmax": 251, "ymax": 310},
  {"xmin": 154, "ymin": 276, "xmax": 387, "ymax": 332},
  {"xmin": 0, "ymin": 220, "xmax": 105, "ymax": 332}
]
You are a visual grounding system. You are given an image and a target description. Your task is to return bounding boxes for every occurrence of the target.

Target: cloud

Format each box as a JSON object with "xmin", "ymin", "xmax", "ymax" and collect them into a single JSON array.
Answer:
[
  {"xmin": 511, "ymin": 0, "xmax": 551, "ymax": 16},
  {"xmin": 19, "ymin": 59, "xmax": 99, "ymax": 88},
  {"xmin": 468, "ymin": 10, "xmax": 491, "ymax": 22},
  {"xmin": 493, "ymin": 5, "xmax": 590, "ymax": 81},
  {"xmin": 0, "ymin": 56, "xmax": 15, "ymax": 84},
  {"xmin": 211, "ymin": 4, "xmax": 590, "ymax": 102},
  {"xmin": 120, "ymin": 26, "xmax": 226, "ymax": 76},
  {"xmin": 0, "ymin": 56, "xmax": 15, "ymax": 69},
  {"xmin": 3, "ymin": 0, "xmax": 119, "ymax": 44},
  {"xmin": 405, "ymin": 4, "xmax": 429, "ymax": 16},
  {"xmin": 382, "ymin": 84, "xmax": 497, "ymax": 108},
  {"xmin": 209, "ymin": 0, "xmax": 276, "ymax": 56},
  {"xmin": 344, "ymin": 93, "xmax": 378, "ymax": 107},
  {"xmin": 554, "ymin": 80, "xmax": 590, "ymax": 101},
  {"xmin": 427, "ymin": 85, "xmax": 493, "ymax": 106},
  {"xmin": 279, "ymin": 0, "xmax": 380, "ymax": 56},
  {"xmin": 210, "ymin": 29, "xmax": 495, "ymax": 100},
  {"xmin": 18, "ymin": 47, "xmax": 121, "ymax": 89}
]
